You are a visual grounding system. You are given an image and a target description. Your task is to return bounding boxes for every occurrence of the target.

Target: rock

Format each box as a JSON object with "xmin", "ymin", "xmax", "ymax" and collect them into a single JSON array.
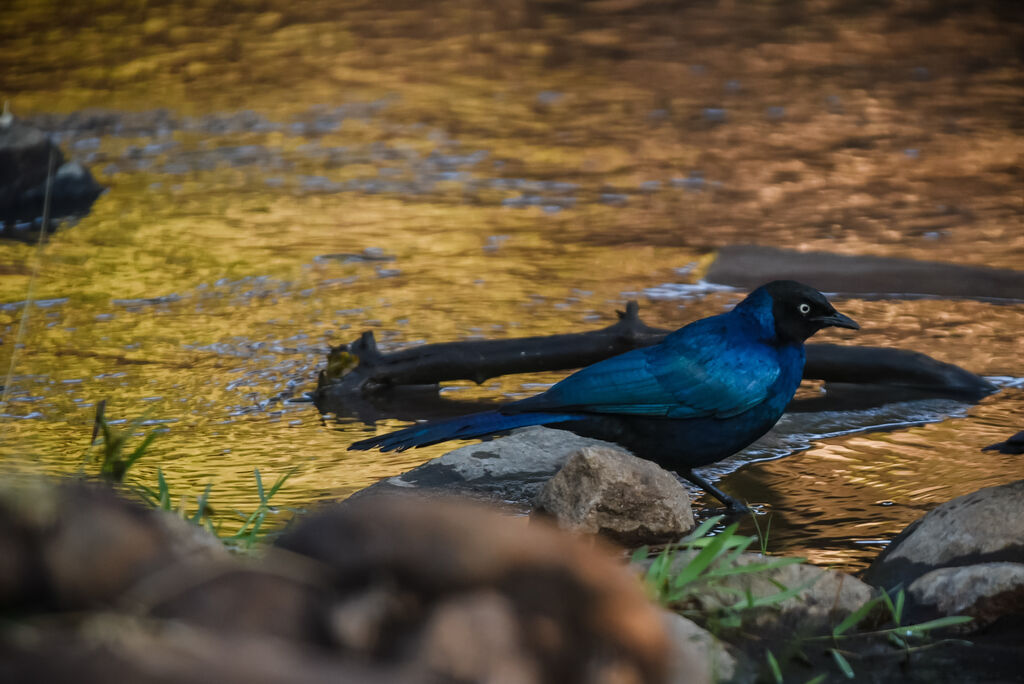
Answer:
[
  {"xmin": 908, "ymin": 562, "xmax": 1024, "ymax": 629},
  {"xmin": 983, "ymin": 429, "xmax": 1024, "ymax": 454},
  {"xmin": 862, "ymin": 479, "xmax": 1024, "ymax": 592},
  {"xmin": 353, "ymin": 426, "xmax": 618, "ymax": 506},
  {"xmin": 644, "ymin": 551, "xmax": 874, "ymax": 634},
  {"xmin": 151, "ymin": 510, "xmax": 231, "ymax": 564},
  {"xmin": 414, "ymin": 591, "xmax": 539, "ymax": 683},
  {"xmin": 276, "ymin": 494, "xmax": 672, "ymax": 682},
  {"xmin": 0, "ymin": 479, "xmax": 195, "ymax": 609},
  {"xmin": 0, "ymin": 116, "xmax": 103, "ymax": 228},
  {"xmin": 129, "ymin": 560, "xmax": 331, "ymax": 645},
  {"xmin": 0, "ymin": 115, "xmax": 63, "ymax": 215},
  {"xmin": 12, "ymin": 160, "xmax": 104, "ymax": 218},
  {"xmin": 533, "ymin": 445, "xmax": 695, "ymax": 545},
  {"xmin": 661, "ymin": 611, "xmax": 740, "ymax": 684},
  {"xmin": 706, "ymin": 245, "xmax": 1024, "ymax": 300},
  {"xmin": 0, "ymin": 613, "xmax": 426, "ymax": 684},
  {"xmin": 0, "ymin": 479, "xmax": 235, "ymax": 612}
]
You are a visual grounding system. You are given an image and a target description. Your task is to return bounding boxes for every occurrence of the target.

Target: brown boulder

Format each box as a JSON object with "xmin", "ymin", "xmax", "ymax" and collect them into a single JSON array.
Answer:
[
  {"xmin": 0, "ymin": 479, "xmax": 225, "ymax": 610},
  {"xmin": 534, "ymin": 445, "xmax": 695, "ymax": 545}
]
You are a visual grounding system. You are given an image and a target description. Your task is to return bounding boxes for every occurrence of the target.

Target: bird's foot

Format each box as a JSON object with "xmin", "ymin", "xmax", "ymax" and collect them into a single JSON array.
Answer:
[
  {"xmin": 681, "ymin": 469, "xmax": 750, "ymax": 514},
  {"xmin": 708, "ymin": 497, "xmax": 751, "ymax": 516}
]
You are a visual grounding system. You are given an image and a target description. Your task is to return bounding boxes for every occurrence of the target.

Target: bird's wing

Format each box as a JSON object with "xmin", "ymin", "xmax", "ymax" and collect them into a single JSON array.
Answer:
[{"xmin": 509, "ymin": 318, "xmax": 781, "ymax": 419}]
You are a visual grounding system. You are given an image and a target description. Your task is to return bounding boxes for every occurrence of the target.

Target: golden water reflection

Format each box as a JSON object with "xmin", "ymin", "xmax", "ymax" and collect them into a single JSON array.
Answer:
[{"xmin": 1, "ymin": 0, "xmax": 1022, "ymax": 566}]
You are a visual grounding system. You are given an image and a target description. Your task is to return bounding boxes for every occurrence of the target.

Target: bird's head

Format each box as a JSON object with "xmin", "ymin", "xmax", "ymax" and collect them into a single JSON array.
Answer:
[{"xmin": 752, "ymin": 280, "xmax": 860, "ymax": 344}]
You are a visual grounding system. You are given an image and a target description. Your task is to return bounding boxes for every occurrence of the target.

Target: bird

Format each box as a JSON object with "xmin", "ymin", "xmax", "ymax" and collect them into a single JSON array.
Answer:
[{"xmin": 349, "ymin": 280, "xmax": 859, "ymax": 511}]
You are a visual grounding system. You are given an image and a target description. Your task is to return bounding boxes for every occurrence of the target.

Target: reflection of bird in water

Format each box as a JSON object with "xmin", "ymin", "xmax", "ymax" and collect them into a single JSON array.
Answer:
[{"xmin": 350, "ymin": 280, "xmax": 859, "ymax": 511}]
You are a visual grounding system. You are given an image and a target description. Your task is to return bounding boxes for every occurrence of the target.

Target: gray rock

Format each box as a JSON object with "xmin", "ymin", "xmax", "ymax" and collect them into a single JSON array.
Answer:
[
  {"xmin": 662, "ymin": 611, "xmax": 740, "ymax": 684},
  {"xmin": 15, "ymin": 160, "xmax": 104, "ymax": 214},
  {"xmin": 534, "ymin": 446, "xmax": 695, "ymax": 545},
  {"xmin": 0, "ymin": 116, "xmax": 62, "ymax": 213},
  {"xmin": 863, "ymin": 479, "xmax": 1024, "ymax": 591},
  {"xmin": 908, "ymin": 562, "xmax": 1024, "ymax": 629},
  {"xmin": 0, "ymin": 117, "xmax": 103, "ymax": 228},
  {"xmin": 354, "ymin": 426, "xmax": 618, "ymax": 506}
]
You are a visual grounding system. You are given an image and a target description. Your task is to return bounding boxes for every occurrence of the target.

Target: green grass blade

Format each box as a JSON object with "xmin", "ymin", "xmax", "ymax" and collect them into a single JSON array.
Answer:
[
  {"xmin": 135, "ymin": 484, "xmax": 158, "ymax": 507},
  {"xmin": 833, "ymin": 596, "xmax": 884, "ymax": 637},
  {"xmin": 707, "ymin": 556, "xmax": 804, "ymax": 578},
  {"xmin": 681, "ymin": 515, "xmax": 723, "ymax": 543},
  {"xmin": 254, "ymin": 468, "xmax": 266, "ymax": 504},
  {"xmin": 740, "ymin": 575, "xmax": 819, "ymax": 609},
  {"xmin": 671, "ymin": 523, "xmax": 738, "ymax": 587},
  {"xmin": 191, "ymin": 483, "xmax": 214, "ymax": 524},
  {"xmin": 804, "ymin": 675, "xmax": 827, "ymax": 684},
  {"xmin": 157, "ymin": 469, "xmax": 170, "ymax": 510},
  {"xmin": 720, "ymin": 534, "xmax": 756, "ymax": 566},
  {"xmin": 647, "ymin": 546, "xmax": 673, "ymax": 584},
  {"xmin": 898, "ymin": 616, "xmax": 973, "ymax": 633},
  {"xmin": 887, "ymin": 632, "xmax": 908, "ymax": 649},
  {"xmin": 830, "ymin": 649, "xmax": 855, "ymax": 679},
  {"xmin": 630, "ymin": 545, "xmax": 650, "ymax": 564},
  {"xmin": 246, "ymin": 511, "xmax": 266, "ymax": 548},
  {"xmin": 120, "ymin": 432, "xmax": 159, "ymax": 478},
  {"xmin": 752, "ymin": 513, "xmax": 773, "ymax": 555},
  {"xmin": 266, "ymin": 469, "xmax": 294, "ymax": 500},
  {"xmin": 765, "ymin": 649, "xmax": 783, "ymax": 684}
]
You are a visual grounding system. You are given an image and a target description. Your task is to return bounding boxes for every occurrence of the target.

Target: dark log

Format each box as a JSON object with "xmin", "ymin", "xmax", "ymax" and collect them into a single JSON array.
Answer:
[
  {"xmin": 705, "ymin": 245, "xmax": 1024, "ymax": 301},
  {"xmin": 317, "ymin": 301, "xmax": 667, "ymax": 396},
  {"xmin": 803, "ymin": 343, "xmax": 995, "ymax": 395},
  {"xmin": 315, "ymin": 301, "xmax": 996, "ymax": 415}
]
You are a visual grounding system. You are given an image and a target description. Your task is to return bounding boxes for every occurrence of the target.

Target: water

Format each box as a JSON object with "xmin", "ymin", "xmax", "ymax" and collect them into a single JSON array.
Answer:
[{"xmin": 1, "ymin": 0, "xmax": 1021, "ymax": 570}]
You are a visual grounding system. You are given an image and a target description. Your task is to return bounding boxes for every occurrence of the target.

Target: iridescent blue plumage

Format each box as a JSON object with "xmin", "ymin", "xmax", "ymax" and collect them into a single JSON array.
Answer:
[{"xmin": 349, "ymin": 280, "xmax": 858, "ymax": 510}]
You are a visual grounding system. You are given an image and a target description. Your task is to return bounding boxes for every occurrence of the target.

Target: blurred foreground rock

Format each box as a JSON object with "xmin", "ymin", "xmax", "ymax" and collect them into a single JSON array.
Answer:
[
  {"xmin": 534, "ymin": 445, "xmax": 694, "ymax": 545},
  {"xmin": 863, "ymin": 479, "xmax": 1024, "ymax": 630},
  {"xmin": 0, "ymin": 478, "xmax": 227, "ymax": 610},
  {"xmin": 0, "ymin": 616, "xmax": 422, "ymax": 684},
  {"xmin": 9, "ymin": 474, "xmax": 1024, "ymax": 683},
  {"xmin": 0, "ymin": 479, "xmax": 675, "ymax": 684},
  {"xmin": 276, "ymin": 494, "xmax": 671, "ymax": 683}
]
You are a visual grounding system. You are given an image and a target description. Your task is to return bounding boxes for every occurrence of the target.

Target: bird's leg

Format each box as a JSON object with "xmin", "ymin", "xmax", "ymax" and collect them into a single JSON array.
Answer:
[{"xmin": 681, "ymin": 469, "xmax": 750, "ymax": 513}]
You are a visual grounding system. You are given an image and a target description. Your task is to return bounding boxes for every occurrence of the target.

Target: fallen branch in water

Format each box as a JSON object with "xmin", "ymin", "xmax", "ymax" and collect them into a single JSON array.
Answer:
[{"xmin": 315, "ymin": 301, "xmax": 996, "ymax": 410}]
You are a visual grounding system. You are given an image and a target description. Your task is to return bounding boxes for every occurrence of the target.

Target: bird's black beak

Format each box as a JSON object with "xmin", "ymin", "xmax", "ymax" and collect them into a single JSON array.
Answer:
[{"xmin": 815, "ymin": 310, "xmax": 860, "ymax": 330}]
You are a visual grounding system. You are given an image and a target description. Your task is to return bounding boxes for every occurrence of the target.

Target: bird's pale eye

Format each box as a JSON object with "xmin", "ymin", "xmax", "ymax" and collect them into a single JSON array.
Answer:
[{"xmin": 798, "ymin": 303, "xmax": 811, "ymax": 315}]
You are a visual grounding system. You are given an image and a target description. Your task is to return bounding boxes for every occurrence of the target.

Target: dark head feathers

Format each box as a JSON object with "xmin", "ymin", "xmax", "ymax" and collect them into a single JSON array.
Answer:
[{"xmin": 760, "ymin": 280, "xmax": 859, "ymax": 344}]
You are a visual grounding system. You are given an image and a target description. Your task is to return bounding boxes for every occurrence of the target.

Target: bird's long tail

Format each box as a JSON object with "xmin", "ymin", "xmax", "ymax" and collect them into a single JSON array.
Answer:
[{"xmin": 348, "ymin": 410, "xmax": 579, "ymax": 452}]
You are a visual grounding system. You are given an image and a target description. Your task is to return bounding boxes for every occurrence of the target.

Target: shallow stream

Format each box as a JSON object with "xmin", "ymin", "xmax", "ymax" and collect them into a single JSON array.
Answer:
[{"xmin": 1, "ymin": 0, "xmax": 1021, "ymax": 570}]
